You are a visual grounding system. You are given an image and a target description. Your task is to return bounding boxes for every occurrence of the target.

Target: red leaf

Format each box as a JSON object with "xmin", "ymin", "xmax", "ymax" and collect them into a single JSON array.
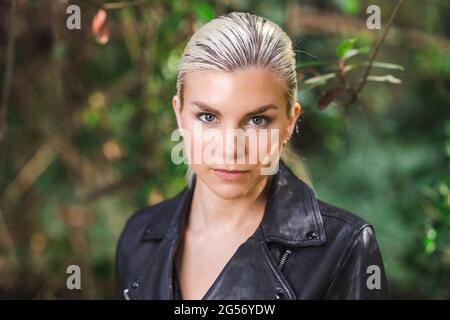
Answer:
[
  {"xmin": 92, "ymin": 9, "xmax": 109, "ymax": 44},
  {"xmin": 317, "ymin": 87, "xmax": 343, "ymax": 110}
]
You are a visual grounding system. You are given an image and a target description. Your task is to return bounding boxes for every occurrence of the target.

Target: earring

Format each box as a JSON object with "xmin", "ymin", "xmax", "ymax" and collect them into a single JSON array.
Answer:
[
  {"xmin": 282, "ymin": 141, "xmax": 287, "ymax": 147},
  {"xmin": 295, "ymin": 122, "xmax": 300, "ymax": 136}
]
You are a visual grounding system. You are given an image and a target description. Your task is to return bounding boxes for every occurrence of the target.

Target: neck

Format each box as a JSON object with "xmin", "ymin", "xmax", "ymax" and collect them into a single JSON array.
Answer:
[{"xmin": 187, "ymin": 177, "xmax": 271, "ymax": 234}]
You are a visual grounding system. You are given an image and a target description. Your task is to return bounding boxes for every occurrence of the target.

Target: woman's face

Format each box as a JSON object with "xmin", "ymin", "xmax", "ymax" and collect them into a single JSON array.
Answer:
[{"xmin": 172, "ymin": 66, "xmax": 301, "ymax": 200}]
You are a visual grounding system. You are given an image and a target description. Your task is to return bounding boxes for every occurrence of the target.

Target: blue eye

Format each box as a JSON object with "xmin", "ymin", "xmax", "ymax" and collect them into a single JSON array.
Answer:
[
  {"xmin": 248, "ymin": 116, "xmax": 269, "ymax": 126},
  {"xmin": 198, "ymin": 113, "xmax": 217, "ymax": 123}
]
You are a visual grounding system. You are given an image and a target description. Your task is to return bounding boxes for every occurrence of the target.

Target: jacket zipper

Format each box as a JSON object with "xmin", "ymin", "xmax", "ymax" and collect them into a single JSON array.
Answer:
[{"xmin": 277, "ymin": 249, "xmax": 292, "ymax": 271}]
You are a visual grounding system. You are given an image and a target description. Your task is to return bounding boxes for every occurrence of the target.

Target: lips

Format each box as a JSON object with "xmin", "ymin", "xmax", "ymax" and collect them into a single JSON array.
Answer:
[{"xmin": 212, "ymin": 168, "xmax": 250, "ymax": 181}]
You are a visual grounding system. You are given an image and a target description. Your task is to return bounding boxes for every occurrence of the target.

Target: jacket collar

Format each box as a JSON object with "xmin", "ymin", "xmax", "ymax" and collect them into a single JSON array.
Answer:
[{"xmin": 141, "ymin": 160, "xmax": 326, "ymax": 247}]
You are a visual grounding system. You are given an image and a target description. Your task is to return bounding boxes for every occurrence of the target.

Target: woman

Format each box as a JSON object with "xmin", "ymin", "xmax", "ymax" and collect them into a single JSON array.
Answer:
[{"xmin": 116, "ymin": 12, "xmax": 389, "ymax": 300}]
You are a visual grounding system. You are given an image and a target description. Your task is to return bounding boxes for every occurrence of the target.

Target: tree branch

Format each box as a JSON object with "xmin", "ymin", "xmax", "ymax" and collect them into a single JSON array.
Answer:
[
  {"xmin": 79, "ymin": 0, "xmax": 150, "ymax": 10},
  {"xmin": 287, "ymin": 2, "xmax": 448, "ymax": 51},
  {"xmin": 354, "ymin": 0, "xmax": 408, "ymax": 96},
  {"xmin": 103, "ymin": 0, "xmax": 149, "ymax": 10},
  {"xmin": 342, "ymin": 0, "xmax": 408, "ymax": 108}
]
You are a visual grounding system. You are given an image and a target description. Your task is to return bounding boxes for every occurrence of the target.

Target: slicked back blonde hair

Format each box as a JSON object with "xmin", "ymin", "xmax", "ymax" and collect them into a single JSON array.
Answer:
[{"xmin": 175, "ymin": 12, "xmax": 299, "ymax": 185}]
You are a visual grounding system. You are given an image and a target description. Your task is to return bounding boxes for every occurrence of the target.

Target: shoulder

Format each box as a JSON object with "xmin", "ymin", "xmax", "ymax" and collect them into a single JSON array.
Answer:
[
  {"xmin": 116, "ymin": 188, "xmax": 188, "ymax": 266},
  {"xmin": 115, "ymin": 190, "xmax": 185, "ymax": 291},
  {"xmin": 317, "ymin": 198, "xmax": 370, "ymax": 229},
  {"xmin": 316, "ymin": 198, "xmax": 380, "ymax": 258},
  {"xmin": 317, "ymin": 198, "xmax": 375, "ymax": 236},
  {"xmin": 314, "ymin": 200, "xmax": 389, "ymax": 299}
]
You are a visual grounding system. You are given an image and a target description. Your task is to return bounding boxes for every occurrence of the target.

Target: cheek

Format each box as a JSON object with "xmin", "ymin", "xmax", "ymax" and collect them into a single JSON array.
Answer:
[
  {"xmin": 180, "ymin": 115, "xmax": 211, "ymax": 167},
  {"xmin": 179, "ymin": 114, "xmax": 196, "ymax": 162},
  {"xmin": 251, "ymin": 126, "xmax": 283, "ymax": 164}
]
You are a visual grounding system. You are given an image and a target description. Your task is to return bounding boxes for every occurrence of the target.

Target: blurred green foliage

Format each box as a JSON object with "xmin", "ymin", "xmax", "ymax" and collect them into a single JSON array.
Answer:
[{"xmin": 0, "ymin": 0, "xmax": 449, "ymax": 299}]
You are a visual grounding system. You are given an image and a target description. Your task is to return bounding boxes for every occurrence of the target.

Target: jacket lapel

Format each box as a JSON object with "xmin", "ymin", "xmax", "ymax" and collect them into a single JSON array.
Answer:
[
  {"xmin": 261, "ymin": 160, "xmax": 327, "ymax": 247},
  {"xmin": 201, "ymin": 161, "xmax": 327, "ymax": 300},
  {"xmin": 201, "ymin": 227, "xmax": 298, "ymax": 299}
]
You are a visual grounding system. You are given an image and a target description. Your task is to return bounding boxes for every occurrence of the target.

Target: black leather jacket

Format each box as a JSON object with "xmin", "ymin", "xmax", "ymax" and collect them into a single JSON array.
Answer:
[{"xmin": 116, "ymin": 161, "xmax": 389, "ymax": 300}]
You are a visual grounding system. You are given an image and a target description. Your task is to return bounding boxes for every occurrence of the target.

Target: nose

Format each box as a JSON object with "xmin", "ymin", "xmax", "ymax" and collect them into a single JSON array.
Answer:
[{"xmin": 220, "ymin": 124, "xmax": 246, "ymax": 165}]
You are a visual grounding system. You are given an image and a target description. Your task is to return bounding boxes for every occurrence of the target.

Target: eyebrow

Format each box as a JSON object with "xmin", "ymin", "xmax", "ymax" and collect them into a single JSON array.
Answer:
[{"xmin": 190, "ymin": 101, "xmax": 278, "ymax": 118}]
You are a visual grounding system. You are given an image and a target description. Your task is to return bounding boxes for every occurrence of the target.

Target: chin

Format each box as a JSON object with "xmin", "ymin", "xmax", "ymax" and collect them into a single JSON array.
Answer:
[
  {"xmin": 210, "ymin": 184, "xmax": 248, "ymax": 200},
  {"xmin": 207, "ymin": 181, "xmax": 252, "ymax": 200}
]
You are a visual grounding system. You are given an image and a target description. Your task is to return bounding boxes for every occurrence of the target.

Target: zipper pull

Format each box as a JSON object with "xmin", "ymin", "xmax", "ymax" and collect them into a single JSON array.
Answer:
[{"xmin": 277, "ymin": 249, "xmax": 292, "ymax": 271}]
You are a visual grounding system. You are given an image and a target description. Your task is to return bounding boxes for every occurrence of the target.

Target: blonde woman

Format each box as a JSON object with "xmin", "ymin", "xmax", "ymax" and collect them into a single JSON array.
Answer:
[{"xmin": 116, "ymin": 12, "xmax": 389, "ymax": 300}]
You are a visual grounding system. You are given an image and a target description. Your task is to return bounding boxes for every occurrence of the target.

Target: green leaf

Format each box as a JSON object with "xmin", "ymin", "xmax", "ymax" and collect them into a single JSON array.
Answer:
[
  {"xmin": 193, "ymin": 2, "xmax": 215, "ymax": 23},
  {"xmin": 336, "ymin": 38, "xmax": 356, "ymax": 58},
  {"xmin": 303, "ymin": 73, "xmax": 336, "ymax": 87},
  {"xmin": 335, "ymin": 0, "xmax": 361, "ymax": 16},
  {"xmin": 366, "ymin": 74, "xmax": 402, "ymax": 84},
  {"xmin": 342, "ymin": 46, "xmax": 370, "ymax": 60},
  {"xmin": 342, "ymin": 64, "xmax": 356, "ymax": 73},
  {"xmin": 360, "ymin": 61, "xmax": 405, "ymax": 71}
]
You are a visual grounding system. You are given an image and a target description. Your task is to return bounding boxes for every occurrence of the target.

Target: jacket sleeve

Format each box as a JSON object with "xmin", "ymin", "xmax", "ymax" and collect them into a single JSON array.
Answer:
[{"xmin": 325, "ymin": 225, "xmax": 389, "ymax": 299}]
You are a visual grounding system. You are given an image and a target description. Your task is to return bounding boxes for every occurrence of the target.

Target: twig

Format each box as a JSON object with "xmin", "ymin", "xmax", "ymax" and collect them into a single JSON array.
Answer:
[
  {"xmin": 0, "ymin": 0, "xmax": 17, "ymax": 143},
  {"xmin": 79, "ymin": 0, "xmax": 150, "ymax": 10},
  {"xmin": 103, "ymin": 0, "xmax": 149, "ymax": 10},
  {"xmin": 82, "ymin": 175, "xmax": 139, "ymax": 202},
  {"xmin": 340, "ymin": 0, "xmax": 407, "ymax": 108},
  {"xmin": 287, "ymin": 2, "xmax": 448, "ymax": 51},
  {"xmin": 0, "ymin": 208, "xmax": 19, "ymax": 269},
  {"xmin": 354, "ymin": 0, "xmax": 407, "ymax": 96},
  {"xmin": 1, "ymin": 145, "xmax": 57, "ymax": 208}
]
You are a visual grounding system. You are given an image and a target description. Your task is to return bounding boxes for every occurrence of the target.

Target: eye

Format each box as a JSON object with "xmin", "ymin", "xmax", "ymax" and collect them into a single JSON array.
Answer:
[
  {"xmin": 248, "ymin": 116, "xmax": 269, "ymax": 126},
  {"xmin": 198, "ymin": 113, "xmax": 217, "ymax": 123}
]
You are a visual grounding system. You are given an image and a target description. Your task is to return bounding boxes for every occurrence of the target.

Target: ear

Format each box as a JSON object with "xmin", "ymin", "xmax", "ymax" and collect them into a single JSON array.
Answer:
[
  {"xmin": 172, "ymin": 95, "xmax": 183, "ymax": 131},
  {"xmin": 287, "ymin": 101, "xmax": 301, "ymax": 139}
]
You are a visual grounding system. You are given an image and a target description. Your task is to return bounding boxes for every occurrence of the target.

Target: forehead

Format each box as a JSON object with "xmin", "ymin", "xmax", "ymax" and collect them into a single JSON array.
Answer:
[{"xmin": 183, "ymin": 66, "xmax": 286, "ymax": 112}]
